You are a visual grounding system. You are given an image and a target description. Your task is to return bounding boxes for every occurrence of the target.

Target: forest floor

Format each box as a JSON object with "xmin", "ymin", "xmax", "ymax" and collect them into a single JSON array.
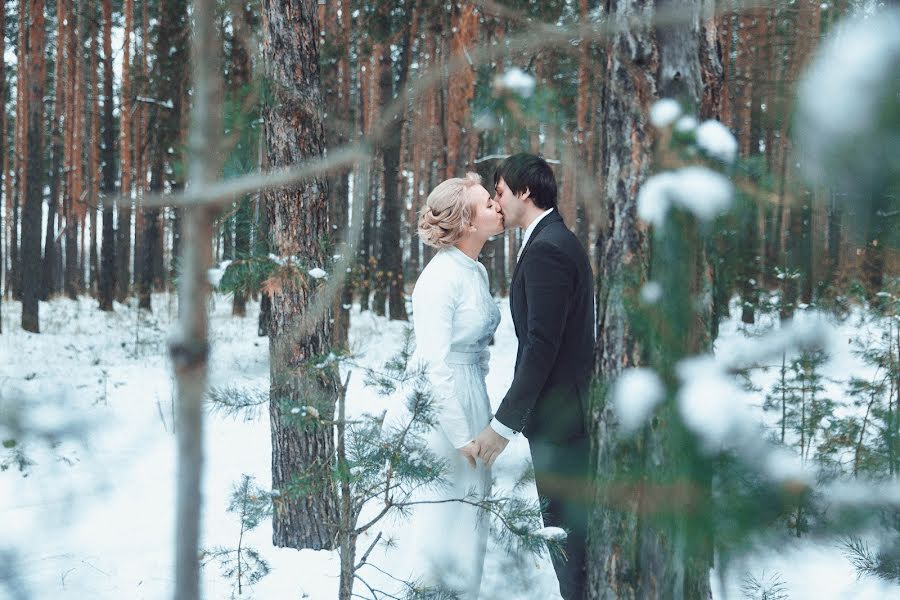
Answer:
[{"xmin": 0, "ymin": 290, "xmax": 896, "ymax": 600}]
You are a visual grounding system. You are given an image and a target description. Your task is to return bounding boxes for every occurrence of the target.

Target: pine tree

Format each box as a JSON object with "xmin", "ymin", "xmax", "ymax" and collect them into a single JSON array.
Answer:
[
  {"xmin": 116, "ymin": 0, "xmax": 133, "ymax": 303},
  {"xmin": 42, "ymin": 0, "xmax": 66, "ymax": 301},
  {"xmin": 98, "ymin": 0, "xmax": 117, "ymax": 311},
  {"xmin": 588, "ymin": 1, "xmax": 721, "ymax": 595},
  {"xmin": 263, "ymin": 0, "xmax": 340, "ymax": 550},
  {"xmin": 201, "ymin": 475, "xmax": 272, "ymax": 597},
  {"xmin": 225, "ymin": 0, "xmax": 257, "ymax": 318},
  {"xmin": 20, "ymin": 0, "xmax": 46, "ymax": 332},
  {"xmin": 0, "ymin": 0, "xmax": 6, "ymax": 333},
  {"xmin": 372, "ymin": 1, "xmax": 409, "ymax": 322}
]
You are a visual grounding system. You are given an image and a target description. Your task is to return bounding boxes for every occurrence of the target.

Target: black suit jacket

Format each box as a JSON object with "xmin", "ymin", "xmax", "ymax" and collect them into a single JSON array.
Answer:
[{"xmin": 495, "ymin": 210, "xmax": 595, "ymax": 442}]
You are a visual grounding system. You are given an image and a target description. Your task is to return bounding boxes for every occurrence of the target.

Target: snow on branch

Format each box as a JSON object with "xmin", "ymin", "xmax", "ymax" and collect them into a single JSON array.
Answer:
[
  {"xmin": 135, "ymin": 95, "xmax": 175, "ymax": 109},
  {"xmin": 637, "ymin": 166, "xmax": 733, "ymax": 227}
]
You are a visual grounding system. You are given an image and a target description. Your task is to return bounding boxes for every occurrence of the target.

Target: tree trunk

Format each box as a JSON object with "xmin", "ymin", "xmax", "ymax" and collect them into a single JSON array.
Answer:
[
  {"xmin": 63, "ymin": 0, "xmax": 81, "ymax": 300},
  {"xmin": 230, "ymin": 2, "xmax": 255, "ymax": 318},
  {"xmin": 42, "ymin": 0, "xmax": 67, "ymax": 301},
  {"xmin": 375, "ymin": 20, "xmax": 409, "ymax": 322},
  {"xmin": 171, "ymin": 0, "xmax": 220, "ymax": 596},
  {"xmin": 587, "ymin": 0, "xmax": 716, "ymax": 597},
  {"xmin": 116, "ymin": 0, "xmax": 134, "ymax": 303},
  {"xmin": 20, "ymin": 0, "xmax": 46, "ymax": 332},
  {"xmin": 89, "ymin": 20, "xmax": 100, "ymax": 297},
  {"xmin": 263, "ymin": 0, "xmax": 340, "ymax": 550},
  {"xmin": 142, "ymin": 0, "xmax": 187, "ymax": 312},
  {"xmin": 10, "ymin": 0, "xmax": 28, "ymax": 301},
  {"xmin": 0, "ymin": 1, "xmax": 5, "ymax": 330},
  {"xmin": 319, "ymin": 0, "xmax": 352, "ymax": 342},
  {"xmin": 98, "ymin": 0, "xmax": 116, "ymax": 311}
]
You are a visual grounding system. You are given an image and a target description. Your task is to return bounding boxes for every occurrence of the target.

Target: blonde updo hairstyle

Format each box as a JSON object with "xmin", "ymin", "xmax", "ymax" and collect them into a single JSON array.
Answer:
[{"xmin": 417, "ymin": 172, "xmax": 483, "ymax": 249}]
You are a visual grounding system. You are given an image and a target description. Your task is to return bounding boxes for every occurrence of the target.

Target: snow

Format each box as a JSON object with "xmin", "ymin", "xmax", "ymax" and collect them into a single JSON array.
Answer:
[
  {"xmin": 676, "ymin": 356, "xmax": 753, "ymax": 450},
  {"xmin": 675, "ymin": 115, "xmax": 699, "ymax": 133},
  {"xmin": 308, "ymin": 267, "xmax": 328, "ymax": 280},
  {"xmin": 641, "ymin": 281, "xmax": 663, "ymax": 304},
  {"xmin": 207, "ymin": 260, "xmax": 231, "ymax": 287},
  {"xmin": 650, "ymin": 98, "xmax": 682, "ymax": 128},
  {"xmin": 0, "ymin": 294, "xmax": 562, "ymax": 600},
  {"xmin": 532, "ymin": 527, "xmax": 567, "ymax": 542},
  {"xmin": 695, "ymin": 120, "xmax": 738, "ymax": 164},
  {"xmin": 637, "ymin": 166, "xmax": 733, "ymax": 227},
  {"xmin": 612, "ymin": 368, "xmax": 665, "ymax": 434},
  {"xmin": 1, "ymin": 292, "xmax": 897, "ymax": 599},
  {"xmin": 794, "ymin": 7, "xmax": 900, "ymax": 188},
  {"xmin": 496, "ymin": 68, "xmax": 536, "ymax": 98}
]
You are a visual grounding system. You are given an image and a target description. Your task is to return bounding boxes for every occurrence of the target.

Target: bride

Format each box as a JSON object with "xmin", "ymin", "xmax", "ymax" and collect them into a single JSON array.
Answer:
[{"xmin": 399, "ymin": 172, "xmax": 505, "ymax": 598}]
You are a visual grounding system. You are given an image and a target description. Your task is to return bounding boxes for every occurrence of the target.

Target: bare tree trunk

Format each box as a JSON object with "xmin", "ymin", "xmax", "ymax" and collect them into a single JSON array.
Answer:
[
  {"xmin": 43, "ymin": 0, "xmax": 66, "ymax": 301},
  {"xmin": 98, "ymin": 0, "xmax": 116, "ymax": 311},
  {"xmin": 375, "ymin": 13, "xmax": 410, "ymax": 322},
  {"xmin": 20, "ymin": 0, "xmax": 46, "ymax": 332},
  {"xmin": 64, "ymin": 0, "xmax": 83, "ymax": 300},
  {"xmin": 319, "ymin": 0, "xmax": 352, "ymax": 340},
  {"xmin": 263, "ymin": 0, "xmax": 340, "ymax": 550},
  {"xmin": 171, "ymin": 0, "xmax": 220, "ymax": 596},
  {"xmin": 0, "ymin": 2, "xmax": 4, "ymax": 330},
  {"xmin": 587, "ymin": 0, "xmax": 716, "ymax": 597},
  {"xmin": 116, "ymin": 0, "xmax": 134, "ymax": 302},
  {"xmin": 229, "ymin": 2, "xmax": 254, "ymax": 317},
  {"xmin": 89, "ymin": 14, "xmax": 101, "ymax": 297},
  {"xmin": 142, "ymin": 0, "xmax": 187, "ymax": 312}
]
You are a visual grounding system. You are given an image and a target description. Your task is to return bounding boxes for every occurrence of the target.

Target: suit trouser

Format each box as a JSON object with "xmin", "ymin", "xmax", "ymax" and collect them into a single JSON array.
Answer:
[{"xmin": 530, "ymin": 435, "xmax": 590, "ymax": 600}]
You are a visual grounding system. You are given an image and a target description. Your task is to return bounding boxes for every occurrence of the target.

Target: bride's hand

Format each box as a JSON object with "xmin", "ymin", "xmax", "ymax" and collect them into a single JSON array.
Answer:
[{"xmin": 458, "ymin": 440, "xmax": 480, "ymax": 469}]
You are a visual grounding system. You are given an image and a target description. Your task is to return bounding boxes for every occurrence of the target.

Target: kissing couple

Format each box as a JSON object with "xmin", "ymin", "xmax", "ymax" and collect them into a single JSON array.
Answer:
[{"xmin": 403, "ymin": 153, "xmax": 594, "ymax": 600}]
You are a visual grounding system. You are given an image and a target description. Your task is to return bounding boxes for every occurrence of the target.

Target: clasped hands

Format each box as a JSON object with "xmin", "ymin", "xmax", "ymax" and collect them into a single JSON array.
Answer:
[{"xmin": 458, "ymin": 424, "xmax": 509, "ymax": 469}]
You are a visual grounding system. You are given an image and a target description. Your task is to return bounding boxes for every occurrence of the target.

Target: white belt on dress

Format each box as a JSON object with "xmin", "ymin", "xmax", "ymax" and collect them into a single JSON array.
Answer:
[{"xmin": 445, "ymin": 350, "xmax": 482, "ymax": 365}]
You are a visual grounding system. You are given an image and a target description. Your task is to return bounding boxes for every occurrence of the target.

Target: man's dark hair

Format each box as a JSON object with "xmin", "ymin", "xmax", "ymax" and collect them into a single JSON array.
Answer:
[{"xmin": 493, "ymin": 153, "xmax": 558, "ymax": 210}]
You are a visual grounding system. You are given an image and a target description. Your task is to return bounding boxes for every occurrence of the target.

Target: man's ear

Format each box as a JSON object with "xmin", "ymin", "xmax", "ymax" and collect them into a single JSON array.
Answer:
[{"xmin": 520, "ymin": 187, "xmax": 531, "ymax": 202}]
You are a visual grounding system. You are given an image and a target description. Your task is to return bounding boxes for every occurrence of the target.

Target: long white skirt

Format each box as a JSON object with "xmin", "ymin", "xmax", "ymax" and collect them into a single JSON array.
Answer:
[{"xmin": 387, "ymin": 360, "xmax": 493, "ymax": 599}]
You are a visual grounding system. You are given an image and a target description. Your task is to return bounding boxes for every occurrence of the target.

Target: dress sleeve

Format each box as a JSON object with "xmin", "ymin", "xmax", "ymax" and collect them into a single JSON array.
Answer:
[{"xmin": 411, "ymin": 271, "xmax": 473, "ymax": 449}]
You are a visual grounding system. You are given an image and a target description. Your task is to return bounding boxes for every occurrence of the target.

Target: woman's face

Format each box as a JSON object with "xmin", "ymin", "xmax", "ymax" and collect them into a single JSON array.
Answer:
[{"xmin": 467, "ymin": 185, "xmax": 505, "ymax": 238}]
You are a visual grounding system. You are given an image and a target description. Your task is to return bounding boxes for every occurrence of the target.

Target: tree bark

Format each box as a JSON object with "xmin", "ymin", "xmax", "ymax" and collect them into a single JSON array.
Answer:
[
  {"xmin": 43, "ymin": 0, "xmax": 66, "ymax": 301},
  {"xmin": 374, "ymin": 12, "xmax": 410, "ymax": 322},
  {"xmin": 88, "ymin": 7, "xmax": 100, "ymax": 296},
  {"xmin": 0, "ymin": 0, "xmax": 5, "ymax": 329},
  {"xmin": 142, "ymin": 0, "xmax": 187, "ymax": 312},
  {"xmin": 20, "ymin": 0, "xmax": 46, "ymax": 332},
  {"xmin": 63, "ymin": 0, "xmax": 82, "ymax": 300},
  {"xmin": 587, "ymin": 0, "xmax": 716, "ymax": 597},
  {"xmin": 230, "ymin": 2, "xmax": 255, "ymax": 318},
  {"xmin": 319, "ymin": 0, "xmax": 352, "ymax": 340},
  {"xmin": 263, "ymin": 0, "xmax": 340, "ymax": 550},
  {"xmin": 10, "ymin": 0, "xmax": 28, "ymax": 301},
  {"xmin": 116, "ymin": 0, "xmax": 134, "ymax": 302},
  {"xmin": 98, "ymin": 0, "xmax": 116, "ymax": 311}
]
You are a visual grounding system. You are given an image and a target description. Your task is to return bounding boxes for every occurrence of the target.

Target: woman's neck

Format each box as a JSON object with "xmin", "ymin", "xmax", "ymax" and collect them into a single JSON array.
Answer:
[{"xmin": 454, "ymin": 236, "xmax": 485, "ymax": 261}]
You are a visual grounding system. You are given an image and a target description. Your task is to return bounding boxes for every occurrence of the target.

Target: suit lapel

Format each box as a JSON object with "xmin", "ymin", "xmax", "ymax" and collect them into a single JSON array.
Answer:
[{"xmin": 510, "ymin": 210, "xmax": 563, "ymax": 286}]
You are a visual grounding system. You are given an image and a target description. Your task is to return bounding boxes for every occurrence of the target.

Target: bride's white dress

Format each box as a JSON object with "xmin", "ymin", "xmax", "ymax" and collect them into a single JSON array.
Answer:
[{"xmin": 395, "ymin": 246, "xmax": 501, "ymax": 599}]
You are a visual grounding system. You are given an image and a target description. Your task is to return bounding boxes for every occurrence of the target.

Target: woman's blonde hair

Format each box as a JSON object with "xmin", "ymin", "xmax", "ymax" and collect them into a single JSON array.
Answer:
[{"xmin": 417, "ymin": 172, "xmax": 482, "ymax": 249}]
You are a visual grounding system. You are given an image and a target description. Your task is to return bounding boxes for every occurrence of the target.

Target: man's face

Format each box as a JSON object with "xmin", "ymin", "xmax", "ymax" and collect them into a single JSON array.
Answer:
[{"xmin": 493, "ymin": 177, "xmax": 527, "ymax": 229}]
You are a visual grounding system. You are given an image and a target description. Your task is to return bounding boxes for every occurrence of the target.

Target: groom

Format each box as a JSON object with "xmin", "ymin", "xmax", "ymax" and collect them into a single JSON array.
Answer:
[{"xmin": 475, "ymin": 153, "xmax": 594, "ymax": 600}]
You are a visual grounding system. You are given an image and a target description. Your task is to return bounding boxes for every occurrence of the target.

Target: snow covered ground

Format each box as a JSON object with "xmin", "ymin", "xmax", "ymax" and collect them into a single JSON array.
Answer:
[{"xmin": 0, "ymin": 292, "xmax": 897, "ymax": 599}]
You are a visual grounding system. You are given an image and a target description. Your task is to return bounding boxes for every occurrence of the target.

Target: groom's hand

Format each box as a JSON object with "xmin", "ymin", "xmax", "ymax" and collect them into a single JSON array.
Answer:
[{"xmin": 475, "ymin": 425, "xmax": 509, "ymax": 468}]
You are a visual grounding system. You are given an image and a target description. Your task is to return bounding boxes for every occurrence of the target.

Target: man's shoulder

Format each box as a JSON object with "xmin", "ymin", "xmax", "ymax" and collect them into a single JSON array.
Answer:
[{"xmin": 534, "ymin": 221, "xmax": 586, "ymax": 256}]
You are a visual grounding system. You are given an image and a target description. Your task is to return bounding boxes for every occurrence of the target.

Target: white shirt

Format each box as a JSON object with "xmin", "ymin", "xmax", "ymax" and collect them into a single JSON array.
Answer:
[
  {"xmin": 516, "ymin": 208, "xmax": 555, "ymax": 262},
  {"xmin": 492, "ymin": 208, "xmax": 556, "ymax": 440}
]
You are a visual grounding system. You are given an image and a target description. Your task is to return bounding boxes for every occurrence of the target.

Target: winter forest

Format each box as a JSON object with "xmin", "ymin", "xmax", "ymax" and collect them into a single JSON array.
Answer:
[{"xmin": 1, "ymin": 0, "xmax": 899, "ymax": 598}]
